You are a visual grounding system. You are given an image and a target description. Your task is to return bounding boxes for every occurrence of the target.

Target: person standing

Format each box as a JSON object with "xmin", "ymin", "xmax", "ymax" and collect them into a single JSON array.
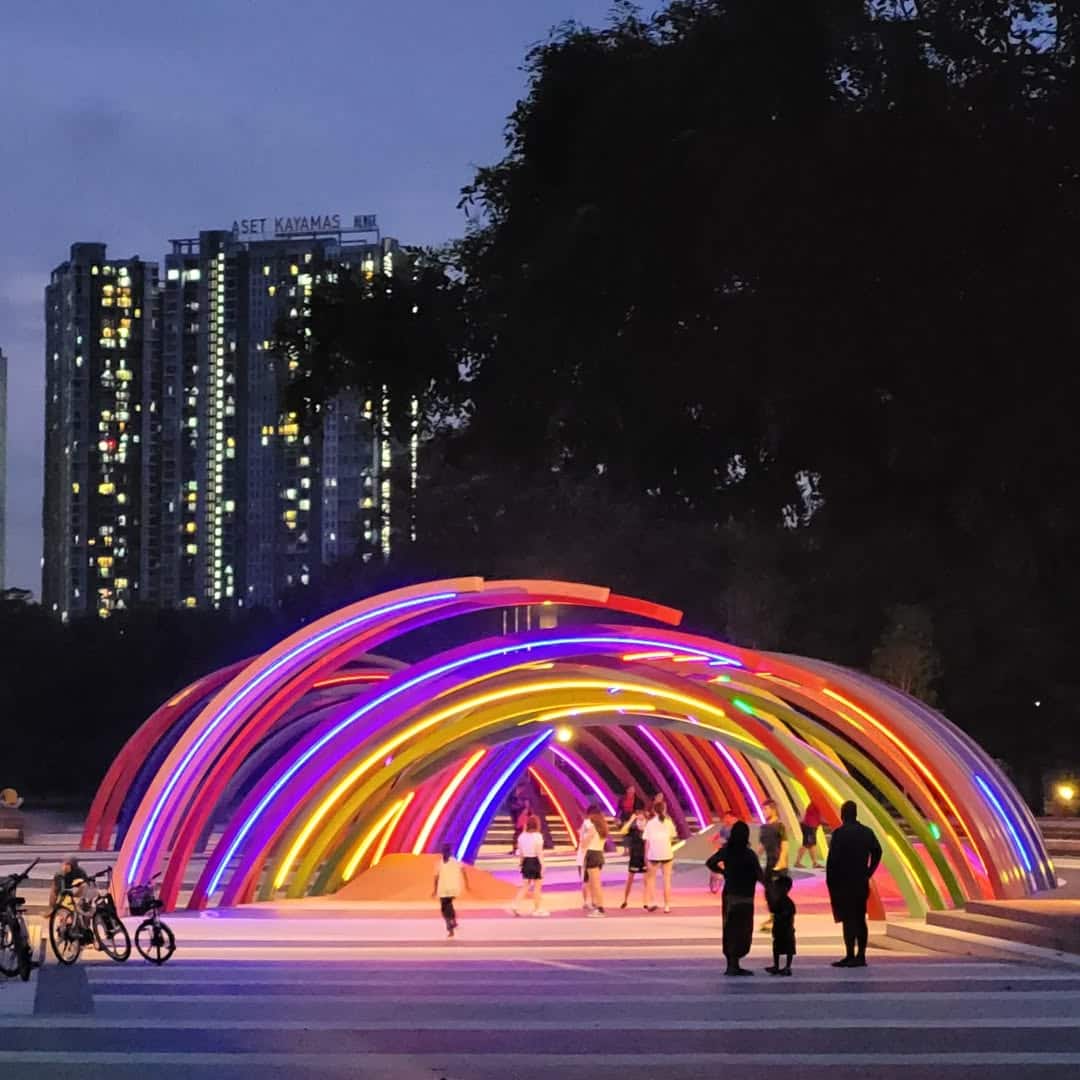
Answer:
[
  {"xmin": 706, "ymin": 820, "xmax": 764, "ymax": 976},
  {"xmin": 764, "ymin": 873, "xmax": 796, "ymax": 975},
  {"xmin": 433, "ymin": 843, "xmax": 468, "ymax": 938},
  {"xmin": 508, "ymin": 785, "xmax": 527, "ymax": 854},
  {"xmin": 826, "ymin": 800, "xmax": 883, "ymax": 967},
  {"xmin": 757, "ymin": 801, "xmax": 788, "ymax": 931},
  {"xmin": 618, "ymin": 786, "xmax": 638, "ymax": 824},
  {"xmin": 643, "ymin": 798, "xmax": 678, "ymax": 913},
  {"xmin": 580, "ymin": 809, "xmax": 609, "ymax": 916},
  {"xmin": 795, "ymin": 800, "xmax": 825, "ymax": 869},
  {"xmin": 613, "ymin": 808, "xmax": 648, "ymax": 908},
  {"xmin": 512, "ymin": 815, "xmax": 549, "ymax": 917},
  {"xmin": 576, "ymin": 804, "xmax": 597, "ymax": 910}
]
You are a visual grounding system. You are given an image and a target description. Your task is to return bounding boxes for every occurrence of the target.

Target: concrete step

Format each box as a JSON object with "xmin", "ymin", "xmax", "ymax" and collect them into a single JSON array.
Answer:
[
  {"xmin": 886, "ymin": 917, "xmax": 1080, "ymax": 967},
  {"xmin": 965, "ymin": 900, "xmax": 1080, "ymax": 931},
  {"xmin": 926, "ymin": 909, "xmax": 1080, "ymax": 953}
]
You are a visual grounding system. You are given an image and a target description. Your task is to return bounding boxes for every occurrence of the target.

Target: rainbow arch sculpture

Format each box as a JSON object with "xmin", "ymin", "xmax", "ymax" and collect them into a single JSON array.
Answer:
[{"xmin": 83, "ymin": 577, "xmax": 1054, "ymax": 915}]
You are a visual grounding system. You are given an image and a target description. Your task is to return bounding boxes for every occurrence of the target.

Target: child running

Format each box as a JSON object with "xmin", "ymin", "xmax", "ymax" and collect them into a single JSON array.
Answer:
[
  {"xmin": 764, "ymin": 873, "xmax": 796, "ymax": 975},
  {"xmin": 433, "ymin": 843, "xmax": 468, "ymax": 939},
  {"xmin": 512, "ymin": 814, "xmax": 549, "ymax": 916}
]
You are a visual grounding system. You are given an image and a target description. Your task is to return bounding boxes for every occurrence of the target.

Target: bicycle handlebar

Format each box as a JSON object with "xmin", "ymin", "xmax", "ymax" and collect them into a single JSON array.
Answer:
[{"xmin": 0, "ymin": 858, "xmax": 39, "ymax": 890}]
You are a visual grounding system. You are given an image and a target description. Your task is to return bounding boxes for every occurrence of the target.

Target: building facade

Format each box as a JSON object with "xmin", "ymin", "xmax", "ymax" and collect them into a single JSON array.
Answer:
[
  {"xmin": 44, "ymin": 219, "xmax": 415, "ymax": 617},
  {"xmin": 43, "ymin": 245, "xmax": 158, "ymax": 619}
]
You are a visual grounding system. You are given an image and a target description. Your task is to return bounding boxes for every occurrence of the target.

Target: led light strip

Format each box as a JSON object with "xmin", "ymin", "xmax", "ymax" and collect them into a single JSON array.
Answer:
[
  {"xmin": 129, "ymin": 589, "xmax": 458, "ymax": 883},
  {"xmin": 456, "ymin": 730, "xmax": 554, "ymax": 860},
  {"xmin": 528, "ymin": 766, "xmax": 577, "ymax": 847},
  {"xmin": 411, "ymin": 749, "xmax": 487, "ymax": 855},
  {"xmin": 636, "ymin": 725, "xmax": 707, "ymax": 828}
]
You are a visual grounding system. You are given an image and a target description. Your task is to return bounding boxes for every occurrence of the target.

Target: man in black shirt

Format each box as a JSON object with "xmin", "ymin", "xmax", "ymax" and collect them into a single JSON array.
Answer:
[
  {"xmin": 826, "ymin": 801, "xmax": 883, "ymax": 968},
  {"xmin": 757, "ymin": 801, "xmax": 788, "ymax": 931}
]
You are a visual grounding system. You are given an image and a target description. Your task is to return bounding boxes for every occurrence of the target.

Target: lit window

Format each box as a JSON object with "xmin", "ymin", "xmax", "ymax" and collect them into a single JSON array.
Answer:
[
  {"xmin": 185, "ymin": 522, "xmax": 196, "ymax": 534},
  {"xmin": 186, "ymin": 543, "xmax": 198, "ymax": 555},
  {"xmin": 98, "ymin": 482, "xmax": 115, "ymax": 495},
  {"xmin": 184, "ymin": 596, "xmax": 197, "ymax": 608},
  {"xmin": 72, "ymin": 482, "xmax": 80, "ymax": 494}
]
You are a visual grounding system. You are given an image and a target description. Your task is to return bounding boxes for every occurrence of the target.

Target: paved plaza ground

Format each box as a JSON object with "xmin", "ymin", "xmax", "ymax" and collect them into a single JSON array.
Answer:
[{"xmin": 3, "ymin": 821, "xmax": 1079, "ymax": 1077}]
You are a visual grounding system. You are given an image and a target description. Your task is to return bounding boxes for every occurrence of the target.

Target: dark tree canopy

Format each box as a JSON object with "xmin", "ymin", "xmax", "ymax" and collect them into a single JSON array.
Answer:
[{"xmin": 16, "ymin": 1, "xmax": 1076, "ymax": 810}]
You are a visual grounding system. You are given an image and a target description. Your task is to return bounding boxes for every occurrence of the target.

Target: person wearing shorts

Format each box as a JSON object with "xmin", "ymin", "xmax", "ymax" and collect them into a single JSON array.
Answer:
[
  {"xmin": 512, "ymin": 815, "xmax": 549, "ymax": 917},
  {"xmin": 613, "ymin": 808, "xmax": 647, "ymax": 908},
  {"xmin": 580, "ymin": 810, "xmax": 609, "ymax": 916},
  {"xmin": 796, "ymin": 800, "xmax": 824, "ymax": 869},
  {"xmin": 643, "ymin": 799, "xmax": 678, "ymax": 912}
]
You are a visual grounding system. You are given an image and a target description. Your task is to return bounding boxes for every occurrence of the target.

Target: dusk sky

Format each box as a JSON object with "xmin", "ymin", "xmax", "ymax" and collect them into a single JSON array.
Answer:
[{"xmin": 0, "ymin": 0, "xmax": 640, "ymax": 591}]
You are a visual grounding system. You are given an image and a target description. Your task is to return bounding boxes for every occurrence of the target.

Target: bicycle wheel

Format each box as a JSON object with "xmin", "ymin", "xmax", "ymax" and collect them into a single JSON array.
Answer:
[
  {"xmin": 135, "ymin": 918, "xmax": 175, "ymax": 964},
  {"xmin": 0, "ymin": 915, "xmax": 18, "ymax": 976},
  {"xmin": 49, "ymin": 906, "xmax": 82, "ymax": 965},
  {"xmin": 93, "ymin": 910, "xmax": 131, "ymax": 962}
]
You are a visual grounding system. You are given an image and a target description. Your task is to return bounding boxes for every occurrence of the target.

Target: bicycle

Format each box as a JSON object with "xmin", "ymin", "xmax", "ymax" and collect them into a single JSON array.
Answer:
[
  {"xmin": 0, "ymin": 858, "xmax": 39, "ymax": 981},
  {"xmin": 128, "ymin": 874, "xmax": 175, "ymax": 965},
  {"xmin": 49, "ymin": 866, "xmax": 131, "ymax": 965}
]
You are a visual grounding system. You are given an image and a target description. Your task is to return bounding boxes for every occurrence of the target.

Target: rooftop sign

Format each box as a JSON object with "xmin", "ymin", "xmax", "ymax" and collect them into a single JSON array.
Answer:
[{"xmin": 231, "ymin": 213, "xmax": 378, "ymax": 238}]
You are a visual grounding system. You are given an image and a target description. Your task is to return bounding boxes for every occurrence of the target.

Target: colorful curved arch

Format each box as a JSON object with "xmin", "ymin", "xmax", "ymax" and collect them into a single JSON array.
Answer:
[{"xmin": 82, "ymin": 577, "xmax": 1052, "ymax": 917}]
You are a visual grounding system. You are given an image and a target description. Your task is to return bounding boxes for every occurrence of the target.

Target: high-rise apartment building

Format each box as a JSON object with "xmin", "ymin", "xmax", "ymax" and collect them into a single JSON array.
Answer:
[
  {"xmin": 44, "ymin": 217, "xmax": 416, "ymax": 617},
  {"xmin": 43, "ymin": 245, "xmax": 158, "ymax": 619},
  {"xmin": 0, "ymin": 346, "xmax": 7, "ymax": 589}
]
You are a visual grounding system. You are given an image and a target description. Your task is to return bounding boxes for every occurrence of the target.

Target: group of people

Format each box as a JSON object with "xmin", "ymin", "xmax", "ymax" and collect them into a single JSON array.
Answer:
[
  {"xmin": 435, "ymin": 791, "xmax": 884, "ymax": 970},
  {"xmin": 706, "ymin": 799, "xmax": 883, "ymax": 975}
]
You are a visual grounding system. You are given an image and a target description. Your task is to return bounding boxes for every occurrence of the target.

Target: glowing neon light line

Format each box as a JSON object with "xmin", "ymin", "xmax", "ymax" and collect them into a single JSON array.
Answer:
[
  {"xmin": 974, "ymin": 774, "xmax": 1034, "ymax": 874},
  {"xmin": 637, "ymin": 725, "xmax": 707, "ymax": 828},
  {"xmin": 227, "ymin": 633, "xmax": 743, "ymax": 892},
  {"xmin": 549, "ymin": 746, "xmax": 617, "ymax": 816},
  {"xmin": 456, "ymin": 730, "xmax": 554, "ymax": 860},
  {"xmin": 371, "ymin": 792, "xmax": 415, "ymax": 868},
  {"xmin": 412, "ymin": 749, "xmax": 487, "ymax": 855},
  {"xmin": 130, "ymin": 589, "xmax": 458, "ymax": 884},
  {"xmin": 528, "ymin": 766, "xmax": 577, "ymax": 847},
  {"xmin": 714, "ymin": 741, "xmax": 766, "ymax": 823},
  {"xmin": 343, "ymin": 796, "xmax": 411, "ymax": 881},
  {"xmin": 313, "ymin": 673, "xmax": 392, "ymax": 689}
]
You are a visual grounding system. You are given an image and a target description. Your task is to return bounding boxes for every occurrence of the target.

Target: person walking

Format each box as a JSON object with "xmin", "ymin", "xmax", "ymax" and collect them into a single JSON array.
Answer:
[
  {"xmin": 757, "ymin": 800, "xmax": 788, "ymax": 931},
  {"xmin": 580, "ymin": 809, "xmax": 609, "ymax": 916},
  {"xmin": 512, "ymin": 814, "xmax": 549, "ymax": 917},
  {"xmin": 433, "ymin": 843, "xmax": 468, "ymax": 938},
  {"xmin": 795, "ymin": 800, "xmax": 825, "ymax": 869},
  {"xmin": 706, "ymin": 820, "xmax": 764, "ymax": 975},
  {"xmin": 826, "ymin": 800, "xmax": 883, "ymax": 967},
  {"xmin": 764, "ymin": 873, "xmax": 796, "ymax": 975},
  {"xmin": 643, "ymin": 798, "xmax": 678, "ymax": 913},
  {"xmin": 613, "ymin": 808, "xmax": 648, "ymax": 909}
]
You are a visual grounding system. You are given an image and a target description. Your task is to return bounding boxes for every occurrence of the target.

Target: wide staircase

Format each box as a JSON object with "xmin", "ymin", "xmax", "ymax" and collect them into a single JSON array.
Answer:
[{"xmin": 480, "ymin": 814, "xmax": 575, "ymax": 854}]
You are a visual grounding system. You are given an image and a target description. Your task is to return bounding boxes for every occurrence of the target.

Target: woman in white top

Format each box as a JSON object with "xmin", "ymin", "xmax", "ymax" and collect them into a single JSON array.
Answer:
[
  {"xmin": 579, "ymin": 810, "xmax": 609, "ymax": 916},
  {"xmin": 643, "ymin": 798, "xmax": 678, "ymax": 912},
  {"xmin": 512, "ymin": 814, "xmax": 549, "ymax": 916}
]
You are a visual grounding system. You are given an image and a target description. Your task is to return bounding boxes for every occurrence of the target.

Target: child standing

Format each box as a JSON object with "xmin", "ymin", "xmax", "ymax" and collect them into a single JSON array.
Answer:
[
  {"xmin": 433, "ymin": 843, "xmax": 467, "ymax": 938},
  {"xmin": 512, "ymin": 815, "xmax": 549, "ymax": 916},
  {"xmin": 765, "ymin": 873, "xmax": 796, "ymax": 975}
]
